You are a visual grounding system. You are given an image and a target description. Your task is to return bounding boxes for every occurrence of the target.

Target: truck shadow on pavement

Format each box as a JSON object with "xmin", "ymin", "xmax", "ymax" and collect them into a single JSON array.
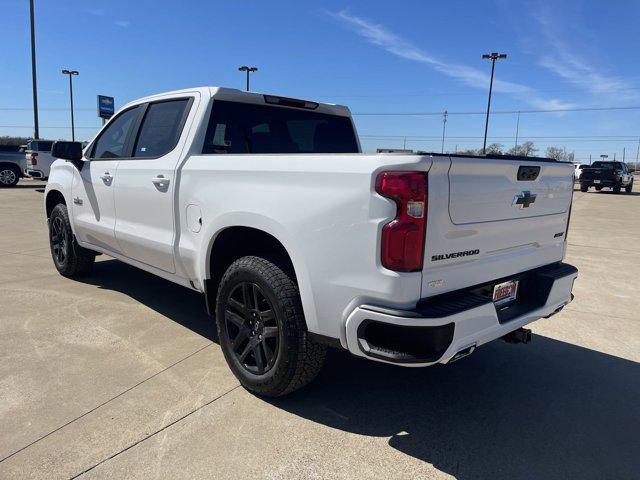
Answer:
[
  {"xmin": 272, "ymin": 337, "xmax": 640, "ymax": 480},
  {"xmin": 84, "ymin": 259, "xmax": 218, "ymax": 342},
  {"xmin": 82, "ymin": 260, "xmax": 638, "ymax": 480}
]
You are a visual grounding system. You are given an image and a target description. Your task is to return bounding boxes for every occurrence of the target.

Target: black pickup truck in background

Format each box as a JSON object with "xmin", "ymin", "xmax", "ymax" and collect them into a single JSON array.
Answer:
[{"xmin": 580, "ymin": 161, "xmax": 634, "ymax": 193}]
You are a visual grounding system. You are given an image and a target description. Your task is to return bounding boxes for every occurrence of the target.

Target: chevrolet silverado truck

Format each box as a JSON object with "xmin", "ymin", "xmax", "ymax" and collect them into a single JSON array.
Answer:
[
  {"xmin": 25, "ymin": 139, "xmax": 55, "ymax": 180},
  {"xmin": 44, "ymin": 87, "xmax": 577, "ymax": 396},
  {"xmin": 580, "ymin": 161, "xmax": 634, "ymax": 193}
]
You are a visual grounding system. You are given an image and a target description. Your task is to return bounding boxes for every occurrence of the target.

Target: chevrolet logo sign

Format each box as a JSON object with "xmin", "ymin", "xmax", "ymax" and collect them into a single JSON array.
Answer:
[{"xmin": 513, "ymin": 191, "xmax": 537, "ymax": 208}]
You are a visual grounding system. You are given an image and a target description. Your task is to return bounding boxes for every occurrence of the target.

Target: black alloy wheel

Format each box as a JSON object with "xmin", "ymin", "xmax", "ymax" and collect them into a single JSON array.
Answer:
[
  {"xmin": 48, "ymin": 203, "xmax": 95, "ymax": 277},
  {"xmin": 224, "ymin": 281, "xmax": 280, "ymax": 375},
  {"xmin": 50, "ymin": 215, "xmax": 69, "ymax": 267}
]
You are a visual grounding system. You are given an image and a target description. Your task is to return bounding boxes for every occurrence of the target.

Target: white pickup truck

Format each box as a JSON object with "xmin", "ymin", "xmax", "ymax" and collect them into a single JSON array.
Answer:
[{"xmin": 45, "ymin": 87, "xmax": 577, "ymax": 396}]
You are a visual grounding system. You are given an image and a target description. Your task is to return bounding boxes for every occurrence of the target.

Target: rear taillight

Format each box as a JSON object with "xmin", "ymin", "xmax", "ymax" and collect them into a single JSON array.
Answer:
[
  {"xmin": 375, "ymin": 171, "xmax": 427, "ymax": 272},
  {"xmin": 612, "ymin": 170, "xmax": 617, "ymax": 179},
  {"xmin": 30, "ymin": 152, "xmax": 38, "ymax": 165}
]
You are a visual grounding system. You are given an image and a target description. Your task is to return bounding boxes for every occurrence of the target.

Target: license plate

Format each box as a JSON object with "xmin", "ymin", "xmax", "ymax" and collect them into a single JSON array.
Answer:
[
  {"xmin": 594, "ymin": 180, "xmax": 601, "ymax": 184},
  {"xmin": 493, "ymin": 280, "xmax": 519, "ymax": 307}
]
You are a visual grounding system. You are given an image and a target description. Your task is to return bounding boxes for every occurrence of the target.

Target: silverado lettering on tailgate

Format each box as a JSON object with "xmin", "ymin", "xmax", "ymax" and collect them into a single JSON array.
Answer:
[{"xmin": 431, "ymin": 249, "xmax": 480, "ymax": 262}]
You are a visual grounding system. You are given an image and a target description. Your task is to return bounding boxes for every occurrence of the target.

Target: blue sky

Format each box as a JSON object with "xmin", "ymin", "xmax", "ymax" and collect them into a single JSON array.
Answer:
[{"xmin": 2, "ymin": 0, "xmax": 640, "ymax": 162}]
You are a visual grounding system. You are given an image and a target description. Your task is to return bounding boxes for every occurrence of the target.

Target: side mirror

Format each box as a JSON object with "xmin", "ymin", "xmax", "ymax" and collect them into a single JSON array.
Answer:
[
  {"xmin": 51, "ymin": 141, "xmax": 85, "ymax": 170},
  {"xmin": 51, "ymin": 141, "xmax": 83, "ymax": 161}
]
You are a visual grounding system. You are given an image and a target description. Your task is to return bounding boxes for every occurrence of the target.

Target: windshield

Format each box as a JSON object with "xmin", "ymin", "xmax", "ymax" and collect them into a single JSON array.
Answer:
[{"xmin": 202, "ymin": 100, "xmax": 359, "ymax": 154}]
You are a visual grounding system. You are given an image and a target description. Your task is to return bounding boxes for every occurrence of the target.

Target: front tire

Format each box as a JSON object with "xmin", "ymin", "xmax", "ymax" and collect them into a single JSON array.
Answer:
[
  {"xmin": 216, "ymin": 256, "xmax": 326, "ymax": 397},
  {"xmin": 626, "ymin": 180, "xmax": 633, "ymax": 193},
  {"xmin": 613, "ymin": 182, "xmax": 621, "ymax": 194},
  {"xmin": 49, "ymin": 204, "xmax": 95, "ymax": 277}
]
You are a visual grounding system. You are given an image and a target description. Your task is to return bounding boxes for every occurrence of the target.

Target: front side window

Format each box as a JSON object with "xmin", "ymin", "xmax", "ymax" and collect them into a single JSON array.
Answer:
[
  {"xmin": 91, "ymin": 107, "xmax": 140, "ymax": 159},
  {"xmin": 133, "ymin": 99, "xmax": 190, "ymax": 158},
  {"xmin": 202, "ymin": 100, "xmax": 359, "ymax": 154}
]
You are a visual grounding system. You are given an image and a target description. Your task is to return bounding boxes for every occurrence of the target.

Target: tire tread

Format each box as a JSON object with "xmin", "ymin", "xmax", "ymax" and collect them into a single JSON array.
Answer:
[{"xmin": 216, "ymin": 256, "xmax": 326, "ymax": 396}]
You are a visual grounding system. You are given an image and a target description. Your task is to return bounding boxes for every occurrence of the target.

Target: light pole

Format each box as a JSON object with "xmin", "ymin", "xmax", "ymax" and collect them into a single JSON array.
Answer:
[
  {"xmin": 61, "ymin": 69, "xmax": 78, "ymax": 141},
  {"xmin": 481, "ymin": 52, "xmax": 507, "ymax": 154},
  {"xmin": 29, "ymin": 0, "xmax": 39, "ymax": 139},
  {"xmin": 600, "ymin": 154, "xmax": 608, "ymax": 162},
  {"xmin": 441, "ymin": 110, "xmax": 448, "ymax": 153},
  {"xmin": 238, "ymin": 65, "xmax": 258, "ymax": 92}
]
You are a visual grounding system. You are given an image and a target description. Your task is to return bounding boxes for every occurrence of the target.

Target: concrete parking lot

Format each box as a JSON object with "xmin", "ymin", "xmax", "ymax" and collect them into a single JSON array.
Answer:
[{"xmin": 1, "ymin": 179, "xmax": 638, "ymax": 479}]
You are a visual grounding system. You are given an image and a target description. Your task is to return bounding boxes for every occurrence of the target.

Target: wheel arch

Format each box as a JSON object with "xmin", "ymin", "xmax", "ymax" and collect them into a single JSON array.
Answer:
[
  {"xmin": 204, "ymin": 226, "xmax": 297, "ymax": 315},
  {"xmin": 0, "ymin": 162, "xmax": 22, "ymax": 174},
  {"xmin": 45, "ymin": 189, "xmax": 66, "ymax": 219}
]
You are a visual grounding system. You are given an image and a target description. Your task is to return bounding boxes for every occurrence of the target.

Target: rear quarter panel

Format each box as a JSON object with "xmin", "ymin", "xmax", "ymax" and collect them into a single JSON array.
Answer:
[{"xmin": 177, "ymin": 153, "xmax": 432, "ymax": 342}]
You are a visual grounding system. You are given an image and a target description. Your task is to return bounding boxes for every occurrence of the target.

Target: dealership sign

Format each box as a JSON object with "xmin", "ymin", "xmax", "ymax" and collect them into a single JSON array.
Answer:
[{"xmin": 97, "ymin": 95, "xmax": 115, "ymax": 119}]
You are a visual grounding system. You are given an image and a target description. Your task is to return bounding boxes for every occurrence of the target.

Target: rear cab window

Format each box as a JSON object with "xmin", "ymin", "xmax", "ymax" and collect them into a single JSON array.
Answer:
[
  {"xmin": 27, "ymin": 140, "xmax": 53, "ymax": 152},
  {"xmin": 590, "ymin": 162, "xmax": 617, "ymax": 169},
  {"xmin": 202, "ymin": 100, "xmax": 359, "ymax": 154}
]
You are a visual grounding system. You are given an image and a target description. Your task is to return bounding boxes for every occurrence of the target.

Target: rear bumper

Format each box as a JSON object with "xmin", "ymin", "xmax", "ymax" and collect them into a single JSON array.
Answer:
[
  {"xmin": 344, "ymin": 262, "xmax": 577, "ymax": 366},
  {"xmin": 581, "ymin": 179, "xmax": 616, "ymax": 187},
  {"xmin": 25, "ymin": 169, "xmax": 44, "ymax": 179}
]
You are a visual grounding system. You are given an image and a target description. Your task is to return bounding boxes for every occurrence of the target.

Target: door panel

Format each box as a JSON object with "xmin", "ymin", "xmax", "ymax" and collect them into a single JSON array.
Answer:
[
  {"xmin": 70, "ymin": 105, "xmax": 142, "ymax": 252},
  {"xmin": 114, "ymin": 96, "xmax": 196, "ymax": 273},
  {"xmin": 72, "ymin": 160, "xmax": 120, "ymax": 252}
]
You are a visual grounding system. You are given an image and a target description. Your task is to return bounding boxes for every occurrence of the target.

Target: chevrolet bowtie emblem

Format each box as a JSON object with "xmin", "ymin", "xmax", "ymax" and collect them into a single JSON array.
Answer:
[{"xmin": 513, "ymin": 191, "xmax": 536, "ymax": 208}]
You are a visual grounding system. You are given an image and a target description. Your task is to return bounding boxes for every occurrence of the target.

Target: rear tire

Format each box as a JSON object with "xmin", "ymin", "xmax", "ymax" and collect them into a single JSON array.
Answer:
[
  {"xmin": 216, "ymin": 256, "xmax": 326, "ymax": 397},
  {"xmin": 626, "ymin": 180, "xmax": 633, "ymax": 193},
  {"xmin": 595, "ymin": 186, "xmax": 602, "ymax": 191},
  {"xmin": 49, "ymin": 204, "xmax": 95, "ymax": 277},
  {"xmin": 580, "ymin": 184, "xmax": 588, "ymax": 192},
  {"xmin": 0, "ymin": 165, "xmax": 20, "ymax": 188}
]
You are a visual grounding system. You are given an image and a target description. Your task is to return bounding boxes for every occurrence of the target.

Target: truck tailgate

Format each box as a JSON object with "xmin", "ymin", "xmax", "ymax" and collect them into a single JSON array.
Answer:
[
  {"xmin": 448, "ymin": 158, "xmax": 572, "ymax": 223},
  {"xmin": 422, "ymin": 156, "xmax": 574, "ymax": 298}
]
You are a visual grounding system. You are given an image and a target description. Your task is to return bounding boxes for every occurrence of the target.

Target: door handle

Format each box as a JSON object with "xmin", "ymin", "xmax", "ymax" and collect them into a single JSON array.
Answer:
[
  {"xmin": 101, "ymin": 171, "xmax": 113, "ymax": 183},
  {"xmin": 152, "ymin": 175, "xmax": 170, "ymax": 188}
]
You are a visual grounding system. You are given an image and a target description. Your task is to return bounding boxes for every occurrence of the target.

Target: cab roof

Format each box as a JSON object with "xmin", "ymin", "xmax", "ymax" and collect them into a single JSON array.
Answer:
[{"xmin": 123, "ymin": 86, "xmax": 352, "ymax": 118}]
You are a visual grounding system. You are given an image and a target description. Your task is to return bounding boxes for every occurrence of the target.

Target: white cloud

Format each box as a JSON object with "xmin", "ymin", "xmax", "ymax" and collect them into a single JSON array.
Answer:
[
  {"xmin": 327, "ymin": 10, "xmax": 574, "ymax": 110},
  {"xmin": 114, "ymin": 20, "xmax": 130, "ymax": 28},
  {"xmin": 533, "ymin": 4, "xmax": 639, "ymax": 102}
]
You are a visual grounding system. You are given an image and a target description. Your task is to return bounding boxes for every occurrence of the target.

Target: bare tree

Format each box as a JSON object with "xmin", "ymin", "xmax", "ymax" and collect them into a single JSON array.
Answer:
[
  {"xmin": 508, "ymin": 141, "xmax": 538, "ymax": 157},
  {"xmin": 485, "ymin": 143, "xmax": 504, "ymax": 154},
  {"xmin": 546, "ymin": 146, "xmax": 575, "ymax": 162}
]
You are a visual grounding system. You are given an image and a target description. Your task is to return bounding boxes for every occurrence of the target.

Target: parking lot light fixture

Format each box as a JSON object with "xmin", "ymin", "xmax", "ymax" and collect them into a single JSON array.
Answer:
[
  {"xmin": 481, "ymin": 52, "xmax": 507, "ymax": 154},
  {"xmin": 238, "ymin": 65, "xmax": 258, "ymax": 92},
  {"xmin": 61, "ymin": 69, "xmax": 79, "ymax": 141}
]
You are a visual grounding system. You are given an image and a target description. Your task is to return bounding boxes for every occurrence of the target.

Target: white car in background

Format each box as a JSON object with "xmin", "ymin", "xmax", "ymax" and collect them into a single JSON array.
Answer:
[{"xmin": 25, "ymin": 139, "xmax": 55, "ymax": 180}]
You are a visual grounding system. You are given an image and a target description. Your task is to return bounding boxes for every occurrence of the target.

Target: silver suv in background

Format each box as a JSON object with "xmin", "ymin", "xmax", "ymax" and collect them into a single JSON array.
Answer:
[{"xmin": 25, "ymin": 139, "xmax": 55, "ymax": 180}]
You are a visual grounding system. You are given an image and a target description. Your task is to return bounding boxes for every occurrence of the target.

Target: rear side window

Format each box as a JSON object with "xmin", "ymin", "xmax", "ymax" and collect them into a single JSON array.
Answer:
[
  {"xmin": 133, "ymin": 99, "xmax": 190, "ymax": 158},
  {"xmin": 37, "ymin": 141, "xmax": 53, "ymax": 151},
  {"xmin": 202, "ymin": 100, "xmax": 359, "ymax": 154},
  {"xmin": 91, "ymin": 107, "xmax": 140, "ymax": 159}
]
